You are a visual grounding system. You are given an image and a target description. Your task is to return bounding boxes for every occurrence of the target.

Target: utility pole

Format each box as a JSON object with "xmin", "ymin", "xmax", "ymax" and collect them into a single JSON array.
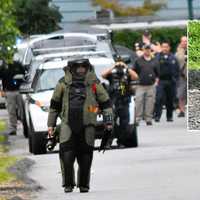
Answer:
[{"xmin": 188, "ymin": 0, "xmax": 194, "ymax": 19}]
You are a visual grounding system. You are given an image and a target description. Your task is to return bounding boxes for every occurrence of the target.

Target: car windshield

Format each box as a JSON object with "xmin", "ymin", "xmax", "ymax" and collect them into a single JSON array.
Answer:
[{"xmin": 36, "ymin": 68, "xmax": 64, "ymax": 92}]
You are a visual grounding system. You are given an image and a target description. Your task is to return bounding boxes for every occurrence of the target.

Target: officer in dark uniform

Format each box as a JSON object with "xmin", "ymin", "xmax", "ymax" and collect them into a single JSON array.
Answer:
[
  {"xmin": 101, "ymin": 60, "xmax": 138, "ymax": 148},
  {"xmin": 154, "ymin": 41, "xmax": 179, "ymax": 122},
  {"xmin": 47, "ymin": 59, "xmax": 113, "ymax": 193}
]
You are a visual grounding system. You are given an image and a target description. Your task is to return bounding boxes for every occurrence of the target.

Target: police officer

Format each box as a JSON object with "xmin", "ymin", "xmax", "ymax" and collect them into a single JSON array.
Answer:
[
  {"xmin": 0, "ymin": 61, "xmax": 24, "ymax": 135},
  {"xmin": 101, "ymin": 59, "xmax": 138, "ymax": 148},
  {"xmin": 47, "ymin": 59, "xmax": 113, "ymax": 193},
  {"xmin": 154, "ymin": 41, "xmax": 179, "ymax": 122}
]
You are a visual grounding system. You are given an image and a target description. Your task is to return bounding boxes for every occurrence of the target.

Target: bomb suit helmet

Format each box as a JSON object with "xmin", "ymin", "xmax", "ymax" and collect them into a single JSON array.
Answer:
[{"xmin": 67, "ymin": 58, "xmax": 93, "ymax": 76}]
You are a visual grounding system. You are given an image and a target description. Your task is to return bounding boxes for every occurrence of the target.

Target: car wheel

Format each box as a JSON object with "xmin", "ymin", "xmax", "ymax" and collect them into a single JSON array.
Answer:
[
  {"xmin": 31, "ymin": 132, "xmax": 47, "ymax": 155},
  {"xmin": 29, "ymin": 116, "xmax": 47, "ymax": 155}
]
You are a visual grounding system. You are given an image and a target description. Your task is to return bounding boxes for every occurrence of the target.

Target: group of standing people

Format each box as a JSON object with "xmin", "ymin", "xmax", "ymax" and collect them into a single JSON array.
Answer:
[{"xmin": 133, "ymin": 30, "xmax": 187, "ymax": 125}]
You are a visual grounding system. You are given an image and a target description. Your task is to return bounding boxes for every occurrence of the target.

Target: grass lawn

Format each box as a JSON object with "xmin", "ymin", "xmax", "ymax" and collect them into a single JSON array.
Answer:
[
  {"xmin": 188, "ymin": 21, "xmax": 200, "ymax": 70},
  {"xmin": 0, "ymin": 120, "xmax": 17, "ymax": 185},
  {"xmin": 0, "ymin": 156, "xmax": 17, "ymax": 184}
]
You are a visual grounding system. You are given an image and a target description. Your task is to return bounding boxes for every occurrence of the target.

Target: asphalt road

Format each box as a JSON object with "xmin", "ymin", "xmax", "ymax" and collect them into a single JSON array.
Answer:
[{"xmin": 2, "ymin": 109, "xmax": 200, "ymax": 200}]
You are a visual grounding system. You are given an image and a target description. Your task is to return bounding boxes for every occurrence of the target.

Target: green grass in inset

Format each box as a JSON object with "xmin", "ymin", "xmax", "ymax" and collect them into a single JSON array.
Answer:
[{"xmin": 188, "ymin": 21, "xmax": 200, "ymax": 70}]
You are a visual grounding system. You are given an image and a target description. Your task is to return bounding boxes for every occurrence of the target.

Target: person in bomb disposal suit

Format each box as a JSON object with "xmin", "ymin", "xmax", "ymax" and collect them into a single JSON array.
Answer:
[
  {"xmin": 101, "ymin": 60, "xmax": 138, "ymax": 148},
  {"xmin": 47, "ymin": 59, "xmax": 113, "ymax": 193}
]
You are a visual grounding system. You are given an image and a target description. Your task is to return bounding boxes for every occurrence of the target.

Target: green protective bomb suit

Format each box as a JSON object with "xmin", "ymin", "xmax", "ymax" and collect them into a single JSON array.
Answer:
[{"xmin": 47, "ymin": 59, "xmax": 113, "ymax": 192}]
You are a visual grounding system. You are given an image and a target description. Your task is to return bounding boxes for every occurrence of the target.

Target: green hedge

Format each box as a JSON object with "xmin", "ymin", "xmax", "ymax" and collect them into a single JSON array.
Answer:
[
  {"xmin": 113, "ymin": 27, "xmax": 187, "ymax": 53},
  {"xmin": 188, "ymin": 21, "xmax": 200, "ymax": 69}
]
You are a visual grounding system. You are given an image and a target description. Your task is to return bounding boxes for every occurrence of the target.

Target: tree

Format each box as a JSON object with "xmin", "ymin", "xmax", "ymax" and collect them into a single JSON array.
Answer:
[
  {"xmin": 0, "ymin": 0, "xmax": 20, "ymax": 63},
  {"xmin": 92, "ymin": 0, "xmax": 165, "ymax": 17},
  {"xmin": 13, "ymin": 0, "xmax": 62, "ymax": 35}
]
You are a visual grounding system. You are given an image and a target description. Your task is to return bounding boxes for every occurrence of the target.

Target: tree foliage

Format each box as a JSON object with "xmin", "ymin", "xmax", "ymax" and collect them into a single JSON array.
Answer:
[
  {"xmin": 92, "ymin": 0, "xmax": 165, "ymax": 17},
  {"xmin": 0, "ymin": 0, "xmax": 20, "ymax": 63},
  {"xmin": 13, "ymin": 0, "xmax": 62, "ymax": 35}
]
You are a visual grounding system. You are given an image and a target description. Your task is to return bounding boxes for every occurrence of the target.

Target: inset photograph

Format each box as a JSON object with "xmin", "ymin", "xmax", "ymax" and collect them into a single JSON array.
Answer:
[{"xmin": 188, "ymin": 21, "xmax": 200, "ymax": 130}]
